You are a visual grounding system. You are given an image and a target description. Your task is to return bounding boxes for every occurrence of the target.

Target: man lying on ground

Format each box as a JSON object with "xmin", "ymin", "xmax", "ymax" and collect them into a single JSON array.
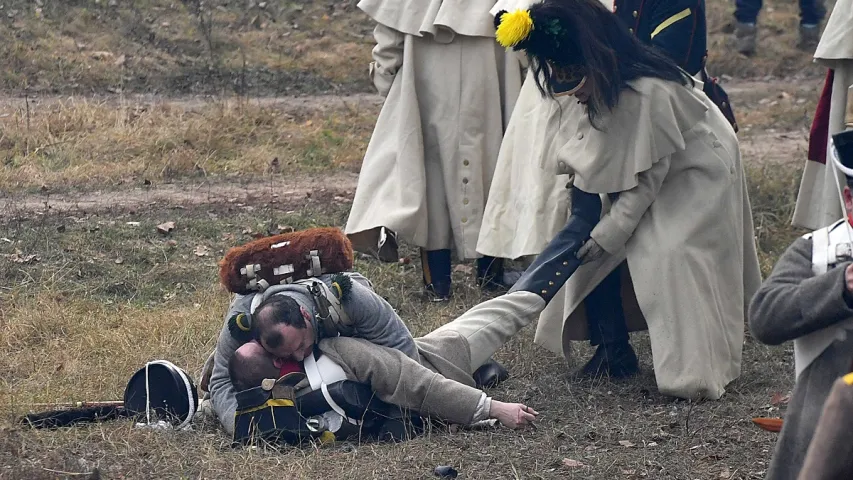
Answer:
[
  {"xmin": 228, "ymin": 340, "xmax": 537, "ymax": 429},
  {"xmin": 225, "ymin": 192, "xmax": 603, "ymax": 431}
]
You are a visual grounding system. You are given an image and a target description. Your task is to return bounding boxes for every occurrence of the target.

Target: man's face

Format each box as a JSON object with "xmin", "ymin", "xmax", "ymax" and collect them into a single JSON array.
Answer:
[
  {"xmin": 845, "ymin": 186, "xmax": 853, "ymax": 225},
  {"xmin": 259, "ymin": 309, "xmax": 315, "ymax": 361}
]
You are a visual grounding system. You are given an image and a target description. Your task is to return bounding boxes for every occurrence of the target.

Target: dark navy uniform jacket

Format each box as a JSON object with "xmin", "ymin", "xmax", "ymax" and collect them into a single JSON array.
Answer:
[
  {"xmin": 613, "ymin": 0, "xmax": 738, "ymax": 132},
  {"xmin": 614, "ymin": 0, "xmax": 706, "ymax": 75}
]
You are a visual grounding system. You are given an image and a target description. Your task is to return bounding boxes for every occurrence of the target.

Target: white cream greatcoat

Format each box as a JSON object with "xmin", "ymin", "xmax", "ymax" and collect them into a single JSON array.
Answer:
[
  {"xmin": 345, "ymin": 0, "xmax": 525, "ymax": 259},
  {"xmin": 792, "ymin": 0, "xmax": 853, "ymax": 230},
  {"xmin": 476, "ymin": 0, "xmax": 610, "ymax": 259},
  {"xmin": 487, "ymin": 77, "xmax": 762, "ymax": 400}
]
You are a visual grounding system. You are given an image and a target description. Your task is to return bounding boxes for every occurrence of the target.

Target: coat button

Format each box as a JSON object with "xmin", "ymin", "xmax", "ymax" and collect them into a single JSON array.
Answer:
[
  {"xmin": 461, "ymin": 217, "xmax": 468, "ymax": 223},
  {"xmin": 576, "ymin": 132, "xmax": 584, "ymax": 140},
  {"xmin": 632, "ymin": 10, "xmax": 638, "ymax": 17},
  {"xmin": 558, "ymin": 161, "xmax": 567, "ymax": 171},
  {"xmin": 463, "ymin": 159, "xmax": 470, "ymax": 166},
  {"xmin": 712, "ymin": 140, "xmax": 722, "ymax": 148},
  {"xmin": 463, "ymin": 198, "xmax": 469, "ymax": 205},
  {"xmin": 629, "ymin": 28, "xmax": 634, "ymax": 34},
  {"xmin": 462, "ymin": 178, "xmax": 469, "ymax": 184}
]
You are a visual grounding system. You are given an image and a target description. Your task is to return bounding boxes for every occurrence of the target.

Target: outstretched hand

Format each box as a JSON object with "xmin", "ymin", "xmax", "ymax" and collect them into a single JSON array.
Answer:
[{"xmin": 490, "ymin": 400, "xmax": 539, "ymax": 429}]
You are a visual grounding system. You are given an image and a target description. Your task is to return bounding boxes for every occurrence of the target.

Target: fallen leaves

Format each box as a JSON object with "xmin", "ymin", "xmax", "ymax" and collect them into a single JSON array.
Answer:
[
  {"xmin": 194, "ymin": 245, "xmax": 212, "ymax": 257},
  {"xmin": 770, "ymin": 392, "xmax": 791, "ymax": 406},
  {"xmin": 452, "ymin": 264, "xmax": 473, "ymax": 275},
  {"xmin": 2, "ymin": 250, "xmax": 39, "ymax": 264},
  {"xmin": 562, "ymin": 458, "xmax": 586, "ymax": 468},
  {"xmin": 619, "ymin": 440, "xmax": 636, "ymax": 448},
  {"xmin": 157, "ymin": 221, "xmax": 175, "ymax": 234},
  {"xmin": 752, "ymin": 417, "xmax": 783, "ymax": 432}
]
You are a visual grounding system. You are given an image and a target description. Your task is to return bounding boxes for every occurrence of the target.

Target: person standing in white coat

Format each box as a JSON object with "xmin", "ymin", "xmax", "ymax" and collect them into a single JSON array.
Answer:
[
  {"xmin": 344, "ymin": 0, "xmax": 526, "ymax": 300},
  {"xmin": 792, "ymin": 0, "xmax": 853, "ymax": 231}
]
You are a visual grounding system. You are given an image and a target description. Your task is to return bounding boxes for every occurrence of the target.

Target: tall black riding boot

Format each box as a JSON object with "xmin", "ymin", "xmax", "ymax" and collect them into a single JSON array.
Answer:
[
  {"xmin": 421, "ymin": 249, "xmax": 452, "ymax": 301},
  {"xmin": 509, "ymin": 188, "xmax": 602, "ymax": 303},
  {"xmin": 580, "ymin": 267, "xmax": 638, "ymax": 378},
  {"xmin": 476, "ymin": 256, "xmax": 507, "ymax": 292}
]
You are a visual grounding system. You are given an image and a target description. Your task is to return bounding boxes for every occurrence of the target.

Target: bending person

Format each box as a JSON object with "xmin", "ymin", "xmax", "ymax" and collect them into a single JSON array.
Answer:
[{"xmin": 489, "ymin": 0, "xmax": 760, "ymax": 399}]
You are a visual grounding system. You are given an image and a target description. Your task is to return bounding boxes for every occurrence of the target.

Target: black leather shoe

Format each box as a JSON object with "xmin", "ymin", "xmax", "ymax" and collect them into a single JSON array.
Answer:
[
  {"xmin": 473, "ymin": 358, "xmax": 510, "ymax": 389},
  {"xmin": 579, "ymin": 342, "xmax": 639, "ymax": 379}
]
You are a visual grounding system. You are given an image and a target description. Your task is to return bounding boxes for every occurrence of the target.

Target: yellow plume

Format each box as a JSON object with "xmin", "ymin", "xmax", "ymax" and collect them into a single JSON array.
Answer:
[{"xmin": 496, "ymin": 9, "xmax": 534, "ymax": 48}]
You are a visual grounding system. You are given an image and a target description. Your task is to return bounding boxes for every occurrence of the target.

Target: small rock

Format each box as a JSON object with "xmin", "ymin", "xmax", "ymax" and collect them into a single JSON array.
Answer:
[
  {"xmin": 434, "ymin": 466, "xmax": 458, "ymax": 478},
  {"xmin": 90, "ymin": 51, "xmax": 114, "ymax": 60}
]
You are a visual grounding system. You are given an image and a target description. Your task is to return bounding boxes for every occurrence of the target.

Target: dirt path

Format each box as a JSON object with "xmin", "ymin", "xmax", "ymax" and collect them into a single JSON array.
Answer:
[
  {"xmin": 0, "ymin": 77, "xmax": 815, "ymax": 217},
  {"xmin": 0, "ymin": 171, "xmax": 359, "ymax": 219}
]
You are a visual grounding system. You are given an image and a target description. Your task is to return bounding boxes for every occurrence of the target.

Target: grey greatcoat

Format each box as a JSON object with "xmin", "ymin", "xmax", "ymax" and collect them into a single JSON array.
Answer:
[
  {"xmin": 344, "ymin": 0, "xmax": 524, "ymax": 259},
  {"xmin": 749, "ymin": 234, "xmax": 853, "ymax": 480}
]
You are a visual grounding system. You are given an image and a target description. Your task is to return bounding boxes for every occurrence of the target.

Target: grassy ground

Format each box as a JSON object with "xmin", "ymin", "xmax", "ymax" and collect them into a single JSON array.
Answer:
[
  {"xmin": 0, "ymin": 161, "xmax": 803, "ymax": 479},
  {"xmin": 0, "ymin": 0, "xmax": 836, "ymax": 478},
  {"xmin": 0, "ymin": 0, "xmax": 831, "ymax": 98}
]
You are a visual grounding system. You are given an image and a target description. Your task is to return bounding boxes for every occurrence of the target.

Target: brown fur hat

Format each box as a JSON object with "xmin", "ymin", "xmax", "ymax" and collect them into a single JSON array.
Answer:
[{"xmin": 219, "ymin": 227, "xmax": 354, "ymax": 295}]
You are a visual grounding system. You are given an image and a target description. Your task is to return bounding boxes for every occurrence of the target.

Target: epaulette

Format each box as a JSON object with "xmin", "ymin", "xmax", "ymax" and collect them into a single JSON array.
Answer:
[
  {"xmin": 330, "ymin": 273, "xmax": 353, "ymax": 302},
  {"xmin": 228, "ymin": 312, "xmax": 254, "ymax": 343}
]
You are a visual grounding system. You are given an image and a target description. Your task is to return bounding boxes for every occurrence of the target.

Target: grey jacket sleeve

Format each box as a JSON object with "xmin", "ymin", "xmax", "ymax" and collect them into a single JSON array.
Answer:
[
  {"xmin": 749, "ymin": 237, "xmax": 853, "ymax": 346},
  {"xmin": 341, "ymin": 279, "xmax": 418, "ymax": 360},
  {"xmin": 208, "ymin": 294, "xmax": 254, "ymax": 436}
]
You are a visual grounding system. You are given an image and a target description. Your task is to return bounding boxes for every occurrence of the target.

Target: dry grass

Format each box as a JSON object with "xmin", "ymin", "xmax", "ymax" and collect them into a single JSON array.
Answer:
[
  {"xmin": 0, "ymin": 0, "xmax": 376, "ymax": 96},
  {"xmin": 705, "ymin": 0, "xmax": 828, "ymax": 78},
  {"xmin": 0, "ymin": 161, "xmax": 806, "ymax": 479},
  {"xmin": 0, "ymin": 0, "xmax": 831, "ymax": 99},
  {"xmin": 0, "ymin": 95, "xmax": 380, "ymax": 192},
  {"xmin": 0, "ymin": 0, "xmax": 834, "ymax": 476}
]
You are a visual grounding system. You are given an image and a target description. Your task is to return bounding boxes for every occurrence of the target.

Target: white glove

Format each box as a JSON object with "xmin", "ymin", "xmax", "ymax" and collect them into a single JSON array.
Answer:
[{"xmin": 577, "ymin": 238, "xmax": 604, "ymax": 265}]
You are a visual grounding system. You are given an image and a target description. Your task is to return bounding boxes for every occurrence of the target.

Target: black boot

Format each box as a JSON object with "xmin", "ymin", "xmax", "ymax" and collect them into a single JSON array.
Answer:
[
  {"xmin": 509, "ymin": 188, "xmax": 602, "ymax": 303},
  {"xmin": 580, "ymin": 267, "xmax": 638, "ymax": 378},
  {"xmin": 422, "ymin": 249, "xmax": 452, "ymax": 301},
  {"xmin": 477, "ymin": 256, "xmax": 508, "ymax": 292},
  {"xmin": 472, "ymin": 358, "xmax": 510, "ymax": 389}
]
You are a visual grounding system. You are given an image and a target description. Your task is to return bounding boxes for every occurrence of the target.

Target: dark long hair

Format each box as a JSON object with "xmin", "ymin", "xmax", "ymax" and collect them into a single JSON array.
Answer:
[{"xmin": 504, "ymin": 0, "xmax": 693, "ymax": 127}]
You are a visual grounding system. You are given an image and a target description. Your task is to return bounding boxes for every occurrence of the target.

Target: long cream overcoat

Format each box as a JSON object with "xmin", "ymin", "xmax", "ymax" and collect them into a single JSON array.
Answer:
[
  {"xmin": 344, "ymin": 0, "xmax": 525, "ymax": 259},
  {"xmin": 486, "ymin": 77, "xmax": 762, "ymax": 400},
  {"xmin": 792, "ymin": 0, "xmax": 853, "ymax": 230}
]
